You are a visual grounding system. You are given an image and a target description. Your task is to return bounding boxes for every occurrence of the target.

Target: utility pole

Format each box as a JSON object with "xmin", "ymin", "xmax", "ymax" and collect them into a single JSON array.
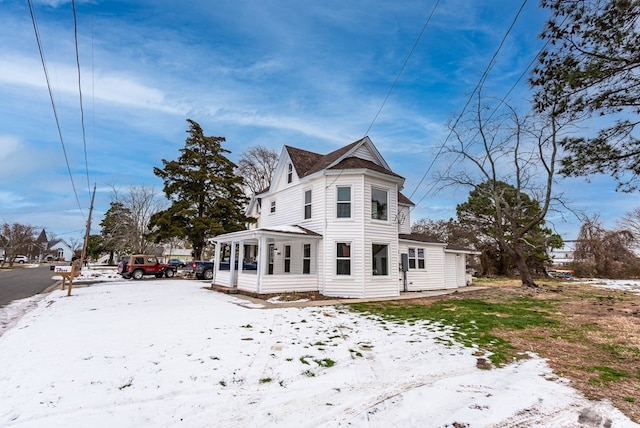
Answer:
[{"xmin": 69, "ymin": 183, "xmax": 96, "ymax": 296}]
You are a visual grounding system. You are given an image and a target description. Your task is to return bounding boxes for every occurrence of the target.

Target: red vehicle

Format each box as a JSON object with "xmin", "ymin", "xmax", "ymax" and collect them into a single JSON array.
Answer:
[{"xmin": 118, "ymin": 255, "xmax": 176, "ymax": 280}]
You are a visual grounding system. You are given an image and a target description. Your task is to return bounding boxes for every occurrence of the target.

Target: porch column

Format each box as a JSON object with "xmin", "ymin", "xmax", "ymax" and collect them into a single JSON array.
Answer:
[
  {"xmin": 229, "ymin": 241, "xmax": 237, "ymax": 287},
  {"xmin": 212, "ymin": 241, "xmax": 222, "ymax": 284},
  {"xmin": 257, "ymin": 236, "xmax": 268, "ymax": 294},
  {"xmin": 238, "ymin": 240, "xmax": 245, "ymax": 274}
]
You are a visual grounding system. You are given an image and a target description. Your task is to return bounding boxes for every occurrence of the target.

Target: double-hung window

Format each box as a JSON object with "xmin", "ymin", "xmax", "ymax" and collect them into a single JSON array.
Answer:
[
  {"xmin": 371, "ymin": 188, "xmax": 388, "ymax": 220},
  {"xmin": 408, "ymin": 247, "xmax": 425, "ymax": 269},
  {"xmin": 336, "ymin": 186, "xmax": 351, "ymax": 218},
  {"xmin": 270, "ymin": 200, "xmax": 276, "ymax": 213},
  {"xmin": 336, "ymin": 242, "xmax": 351, "ymax": 275},
  {"xmin": 303, "ymin": 244, "xmax": 311, "ymax": 274},
  {"xmin": 287, "ymin": 163, "xmax": 293, "ymax": 183},
  {"xmin": 284, "ymin": 245, "xmax": 291, "ymax": 273},
  {"xmin": 372, "ymin": 244, "xmax": 388, "ymax": 275},
  {"xmin": 304, "ymin": 190, "xmax": 312, "ymax": 219}
]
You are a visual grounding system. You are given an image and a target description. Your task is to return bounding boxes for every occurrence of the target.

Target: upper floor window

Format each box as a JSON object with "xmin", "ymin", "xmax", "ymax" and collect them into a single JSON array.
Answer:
[
  {"xmin": 408, "ymin": 247, "xmax": 425, "ymax": 269},
  {"xmin": 336, "ymin": 186, "xmax": 351, "ymax": 218},
  {"xmin": 372, "ymin": 244, "xmax": 388, "ymax": 275},
  {"xmin": 304, "ymin": 190, "xmax": 312, "ymax": 219},
  {"xmin": 371, "ymin": 188, "xmax": 388, "ymax": 220},
  {"xmin": 336, "ymin": 242, "xmax": 351, "ymax": 275},
  {"xmin": 287, "ymin": 163, "xmax": 293, "ymax": 183},
  {"xmin": 270, "ymin": 200, "xmax": 276, "ymax": 213}
]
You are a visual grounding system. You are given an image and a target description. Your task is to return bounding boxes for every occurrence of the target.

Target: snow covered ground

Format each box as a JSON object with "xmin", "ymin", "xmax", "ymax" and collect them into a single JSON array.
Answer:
[{"xmin": 0, "ymin": 274, "xmax": 637, "ymax": 427}]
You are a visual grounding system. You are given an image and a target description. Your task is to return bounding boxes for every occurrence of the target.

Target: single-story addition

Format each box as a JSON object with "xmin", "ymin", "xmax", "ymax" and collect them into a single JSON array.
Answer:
[{"xmin": 212, "ymin": 136, "xmax": 476, "ymax": 298}]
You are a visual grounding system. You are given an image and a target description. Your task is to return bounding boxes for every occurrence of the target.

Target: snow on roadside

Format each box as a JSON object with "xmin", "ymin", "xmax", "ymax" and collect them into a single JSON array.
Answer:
[{"xmin": 0, "ymin": 279, "xmax": 636, "ymax": 427}]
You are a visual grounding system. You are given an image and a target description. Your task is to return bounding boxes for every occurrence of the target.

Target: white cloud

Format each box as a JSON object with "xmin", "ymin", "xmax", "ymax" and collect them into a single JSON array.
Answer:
[{"xmin": 0, "ymin": 55, "xmax": 181, "ymax": 114}]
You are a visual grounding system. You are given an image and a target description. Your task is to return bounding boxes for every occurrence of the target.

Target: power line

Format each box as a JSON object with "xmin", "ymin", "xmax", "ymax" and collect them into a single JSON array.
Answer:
[
  {"xmin": 72, "ymin": 0, "xmax": 91, "ymax": 193},
  {"xmin": 364, "ymin": 0, "xmax": 441, "ymax": 137},
  {"xmin": 27, "ymin": 0, "xmax": 85, "ymax": 220},
  {"xmin": 408, "ymin": 0, "xmax": 529, "ymax": 203}
]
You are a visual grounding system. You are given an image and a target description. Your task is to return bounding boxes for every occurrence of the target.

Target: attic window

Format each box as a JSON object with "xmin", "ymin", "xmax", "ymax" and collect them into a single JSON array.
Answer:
[
  {"xmin": 287, "ymin": 163, "xmax": 293, "ymax": 183},
  {"xmin": 270, "ymin": 200, "xmax": 276, "ymax": 213}
]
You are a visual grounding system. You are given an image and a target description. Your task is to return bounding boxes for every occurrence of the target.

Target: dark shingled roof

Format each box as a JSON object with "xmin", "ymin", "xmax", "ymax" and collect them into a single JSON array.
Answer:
[
  {"xmin": 398, "ymin": 191, "xmax": 414, "ymax": 206},
  {"xmin": 398, "ymin": 233, "xmax": 445, "ymax": 244},
  {"xmin": 286, "ymin": 139, "xmax": 363, "ymax": 178},
  {"xmin": 286, "ymin": 137, "xmax": 406, "ymax": 182},
  {"xmin": 328, "ymin": 157, "xmax": 403, "ymax": 179}
]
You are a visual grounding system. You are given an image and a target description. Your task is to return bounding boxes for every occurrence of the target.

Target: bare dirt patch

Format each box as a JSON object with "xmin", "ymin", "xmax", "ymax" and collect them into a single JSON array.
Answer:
[{"xmin": 399, "ymin": 280, "xmax": 640, "ymax": 422}]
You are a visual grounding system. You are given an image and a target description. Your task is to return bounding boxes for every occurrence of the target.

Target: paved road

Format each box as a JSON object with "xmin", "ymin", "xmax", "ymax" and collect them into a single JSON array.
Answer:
[{"xmin": 0, "ymin": 265, "xmax": 58, "ymax": 307}]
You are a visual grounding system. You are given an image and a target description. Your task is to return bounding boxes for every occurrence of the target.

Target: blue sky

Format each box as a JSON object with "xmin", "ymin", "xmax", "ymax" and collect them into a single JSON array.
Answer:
[{"xmin": 0, "ymin": 0, "xmax": 637, "ymax": 243}]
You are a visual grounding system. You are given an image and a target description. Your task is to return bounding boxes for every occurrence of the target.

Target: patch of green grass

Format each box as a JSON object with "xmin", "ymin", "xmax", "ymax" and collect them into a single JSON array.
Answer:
[
  {"xmin": 350, "ymin": 297, "xmax": 557, "ymax": 366},
  {"xmin": 601, "ymin": 343, "xmax": 640, "ymax": 361},
  {"xmin": 315, "ymin": 358, "xmax": 335, "ymax": 368},
  {"xmin": 349, "ymin": 349, "xmax": 363, "ymax": 358},
  {"xmin": 624, "ymin": 397, "xmax": 636, "ymax": 403},
  {"xmin": 240, "ymin": 324, "xmax": 252, "ymax": 328},
  {"xmin": 302, "ymin": 369, "xmax": 315, "ymax": 377},
  {"xmin": 300, "ymin": 355, "xmax": 312, "ymax": 365},
  {"xmin": 219, "ymin": 380, "xmax": 226, "ymax": 387},
  {"xmin": 590, "ymin": 366, "xmax": 630, "ymax": 382},
  {"xmin": 259, "ymin": 377, "xmax": 273, "ymax": 384}
]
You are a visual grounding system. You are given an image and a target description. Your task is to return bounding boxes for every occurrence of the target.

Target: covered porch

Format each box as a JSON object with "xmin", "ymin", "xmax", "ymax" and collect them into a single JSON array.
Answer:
[{"xmin": 211, "ymin": 226, "xmax": 323, "ymax": 295}]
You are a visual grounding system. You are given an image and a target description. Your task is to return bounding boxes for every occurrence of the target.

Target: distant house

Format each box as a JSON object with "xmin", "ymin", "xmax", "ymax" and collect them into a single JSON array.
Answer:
[
  {"xmin": 162, "ymin": 247, "xmax": 192, "ymax": 263},
  {"xmin": 550, "ymin": 240, "xmax": 576, "ymax": 266},
  {"xmin": 46, "ymin": 239, "xmax": 74, "ymax": 262},
  {"xmin": 211, "ymin": 137, "xmax": 476, "ymax": 298}
]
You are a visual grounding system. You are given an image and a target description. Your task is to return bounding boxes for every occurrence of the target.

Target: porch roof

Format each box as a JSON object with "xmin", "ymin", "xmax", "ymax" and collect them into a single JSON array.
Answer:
[{"xmin": 213, "ymin": 225, "xmax": 322, "ymax": 242}]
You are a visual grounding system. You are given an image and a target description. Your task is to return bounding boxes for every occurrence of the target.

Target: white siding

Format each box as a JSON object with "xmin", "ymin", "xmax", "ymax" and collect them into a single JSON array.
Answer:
[
  {"xmin": 397, "ymin": 204, "xmax": 412, "ymax": 234},
  {"xmin": 258, "ymin": 275, "xmax": 319, "ymax": 294},
  {"xmin": 214, "ymin": 270, "xmax": 232, "ymax": 287},
  {"xmin": 444, "ymin": 253, "xmax": 458, "ymax": 289},
  {"xmin": 236, "ymin": 272, "xmax": 259, "ymax": 292},
  {"xmin": 363, "ymin": 179, "xmax": 400, "ymax": 297},
  {"xmin": 322, "ymin": 174, "xmax": 366, "ymax": 297},
  {"xmin": 352, "ymin": 145, "xmax": 377, "ymax": 163},
  {"xmin": 399, "ymin": 242, "xmax": 448, "ymax": 291}
]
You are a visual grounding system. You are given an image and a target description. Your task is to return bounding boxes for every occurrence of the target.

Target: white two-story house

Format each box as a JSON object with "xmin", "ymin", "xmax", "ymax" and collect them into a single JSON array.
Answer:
[{"xmin": 211, "ymin": 137, "xmax": 474, "ymax": 298}]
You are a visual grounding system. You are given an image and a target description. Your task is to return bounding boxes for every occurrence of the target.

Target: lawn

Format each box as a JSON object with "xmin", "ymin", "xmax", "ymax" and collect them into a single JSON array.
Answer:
[{"xmin": 348, "ymin": 278, "xmax": 640, "ymax": 422}]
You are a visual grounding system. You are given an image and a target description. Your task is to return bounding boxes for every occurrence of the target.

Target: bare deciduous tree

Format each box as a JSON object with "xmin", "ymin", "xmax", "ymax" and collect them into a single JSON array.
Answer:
[
  {"xmin": 0, "ymin": 222, "xmax": 36, "ymax": 266},
  {"xmin": 108, "ymin": 185, "xmax": 167, "ymax": 254},
  {"xmin": 236, "ymin": 145, "xmax": 279, "ymax": 194},
  {"xmin": 574, "ymin": 215, "xmax": 639, "ymax": 278},
  {"xmin": 437, "ymin": 96, "xmax": 565, "ymax": 287}
]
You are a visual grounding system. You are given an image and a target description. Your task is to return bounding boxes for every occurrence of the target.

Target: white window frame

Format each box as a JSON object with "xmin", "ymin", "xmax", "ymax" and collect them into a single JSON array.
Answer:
[
  {"xmin": 304, "ymin": 189, "xmax": 312, "ymax": 220},
  {"xmin": 371, "ymin": 187, "xmax": 388, "ymax": 221},
  {"xmin": 303, "ymin": 243, "xmax": 311, "ymax": 274},
  {"xmin": 270, "ymin": 200, "xmax": 276, "ymax": 214},
  {"xmin": 336, "ymin": 242, "xmax": 351, "ymax": 275},
  {"xmin": 408, "ymin": 247, "xmax": 425, "ymax": 269},
  {"xmin": 372, "ymin": 243, "xmax": 389, "ymax": 276},
  {"xmin": 284, "ymin": 245, "xmax": 291, "ymax": 273},
  {"xmin": 287, "ymin": 163, "xmax": 293, "ymax": 183},
  {"xmin": 336, "ymin": 186, "xmax": 351, "ymax": 219}
]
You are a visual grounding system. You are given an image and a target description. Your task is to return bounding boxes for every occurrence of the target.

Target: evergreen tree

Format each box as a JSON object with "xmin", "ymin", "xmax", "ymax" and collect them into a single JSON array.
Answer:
[
  {"xmin": 149, "ymin": 119, "xmax": 250, "ymax": 260},
  {"xmin": 531, "ymin": 0, "xmax": 640, "ymax": 191},
  {"xmin": 100, "ymin": 201, "xmax": 135, "ymax": 264},
  {"xmin": 456, "ymin": 181, "xmax": 562, "ymax": 283}
]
